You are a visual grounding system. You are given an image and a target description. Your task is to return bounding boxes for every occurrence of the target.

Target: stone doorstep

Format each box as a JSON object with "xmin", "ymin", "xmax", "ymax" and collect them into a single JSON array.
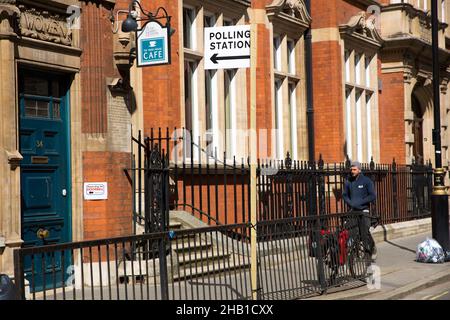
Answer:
[
  {"xmin": 172, "ymin": 255, "xmax": 251, "ymax": 282},
  {"xmin": 134, "ymin": 221, "xmax": 182, "ymax": 235},
  {"xmin": 172, "ymin": 240, "xmax": 213, "ymax": 252},
  {"xmin": 177, "ymin": 250, "xmax": 230, "ymax": 267},
  {"xmin": 169, "ymin": 222, "xmax": 183, "ymax": 230}
]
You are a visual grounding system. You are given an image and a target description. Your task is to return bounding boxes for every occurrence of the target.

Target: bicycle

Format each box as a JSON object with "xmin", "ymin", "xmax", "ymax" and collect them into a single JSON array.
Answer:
[{"xmin": 311, "ymin": 212, "xmax": 379, "ymax": 289}]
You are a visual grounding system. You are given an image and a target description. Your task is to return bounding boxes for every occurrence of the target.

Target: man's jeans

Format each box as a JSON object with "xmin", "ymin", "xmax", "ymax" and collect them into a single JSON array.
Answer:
[{"xmin": 360, "ymin": 210, "xmax": 375, "ymax": 253}]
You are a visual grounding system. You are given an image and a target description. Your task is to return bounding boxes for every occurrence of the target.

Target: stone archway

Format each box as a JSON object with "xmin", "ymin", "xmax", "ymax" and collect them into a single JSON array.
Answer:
[{"xmin": 411, "ymin": 81, "xmax": 434, "ymax": 165}]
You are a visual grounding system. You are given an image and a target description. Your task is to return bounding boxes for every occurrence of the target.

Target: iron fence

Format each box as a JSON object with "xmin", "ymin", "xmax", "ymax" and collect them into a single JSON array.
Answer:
[
  {"xmin": 14, "ymin": 212, "xmax": 371, "ymax": 300},
  {"xmin": 128, "ymin": 128, "xmax": 433, "ymax": 230},
  {"xmin": 14, "ymin": 223, "xmax": 252, "ymax": 300},
  {"xmin": 257, "ymin": 212, "xmax": 372, "ymax": 299}
]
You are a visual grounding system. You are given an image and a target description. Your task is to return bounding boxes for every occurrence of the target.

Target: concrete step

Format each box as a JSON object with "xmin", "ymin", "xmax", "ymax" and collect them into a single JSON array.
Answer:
[
  {"xmin": 172, "ymin": 240, "xmax": 213, "ymax": 253},
  {"xmin": 177, "ymin": 250, "xmax": 231, "ymax": 267},
  {"xmin": 169, "ymin": 221, "xmax": 183, "ymax": 230},
  {"xmin": 171, "ymin": 232, "xmax": 199, "ymax": 244},
  {"xmin": 172, "ymin": 255, "xmax": 251, "ymax": 281},
  {"xmin": 134, "ymin": 221, "xmax": 183, "ymax": 235}
]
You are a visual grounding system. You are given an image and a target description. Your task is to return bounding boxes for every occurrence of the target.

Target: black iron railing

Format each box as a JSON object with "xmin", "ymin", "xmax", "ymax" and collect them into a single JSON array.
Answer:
[
  {"xmin": 14, "ymin": 212, "xmax": 372, "ymax": 300},
  {"xmin": 256, "ymin": 212, "xmax": 372, "ymax": 299},
  {"xmin": 14, "ymin": 223, "xmax": 252, "ymax": 300},
  {"xmin": 127, "ymin": 128, "xmax": 433, "ymax": 230}
]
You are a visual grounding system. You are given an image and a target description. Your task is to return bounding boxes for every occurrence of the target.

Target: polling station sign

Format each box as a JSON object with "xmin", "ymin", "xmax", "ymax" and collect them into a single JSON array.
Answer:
[
  {"xmin": 84, "ymin": 182, "xmax": 108, "ymax": 200},
  {"xmin": 137, "ymin": 21, "xmax": 170, "ymax": 67},
  {"xmin": 204, "ymin": 25, "xmax": 250, "ymax": 70}
]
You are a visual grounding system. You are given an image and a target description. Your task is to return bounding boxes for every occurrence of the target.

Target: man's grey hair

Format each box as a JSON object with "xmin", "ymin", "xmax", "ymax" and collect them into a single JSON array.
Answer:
[{"xmin": 351, "ymin": 161, "xmax": 361, "ymax": 170}]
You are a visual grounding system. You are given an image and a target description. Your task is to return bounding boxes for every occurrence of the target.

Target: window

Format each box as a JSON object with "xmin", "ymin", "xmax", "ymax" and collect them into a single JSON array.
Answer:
[
  {"xmin": 205, "ymin": 69, "xmax": 215, "ymax": 149},
  {"xmin": 21, "ymin": 76, "xmax": 62, "ymax": 120},
  {"xmin": 288, "ymin": 82, "xmax": 298, "ymax": 159},
  {"xmin": 24, "ymin": 99, "xmax": 50, "ymax": 118},
  {"xmin": 204, "ymin": 14, "xmax": 217, "ymax": 154},
  {"xmin": 183, "ymin": 7, "xmax": 196, "ymax": 49},
  {"xmin": 224, "ymin": 69, "xmax": 237, "ymax": 157},
  {"xmin": 204, "ymin": 14, "xmax": 215, "ymax": 29},
  {"xmin": 365, "ymin": 56, "xmax": 371, "ymax": 87},
  {"xmin": 366, "ymin": 93, "xmax": 373, "ymax": 160},
  {"xmin": 345, "ymin": 89, "xmax": 353, "ymax": 159},
  {"xmin": 287, "ymin": 39, "xmax": 296, "ymax": 75},
  {"xmin": 181, "ymin": 5, "xmax": 247, "ymax": 160},
  {"xmin": 273, "ymin": 35, "xmax": 281, "ymax": 71},
  {"xmin": 184, "ymin": 60, "xmax": 197, "ymax": 134},
  {"xmin": 345, "ymin": 50, "xmax": 351, "ymax": 83},
  {"xmin": 223, "ymin": 19, "xmax": 233, "ymax": 27},
  {"xmin": 355, "ymin": 91, "xmax": 363, "ymax": 161},
  {"xmin": 344, "ymin": 47, "xmax": 377, "ymax": 162},
  {"xmin": 272, "ymin": 31, "xmax": 301, "ymax": 159},
  {"xmin": 355, "ymin": 53, "xmax": 361, "ymax": 85},
  {"xmin": 274, "ymin": 80, "xmax": 283, "ymax": 159}
]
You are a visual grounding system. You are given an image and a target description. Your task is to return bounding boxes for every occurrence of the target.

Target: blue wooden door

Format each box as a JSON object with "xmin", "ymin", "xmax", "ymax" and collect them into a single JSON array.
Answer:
[{"xmin": 19, "ymin": 72, "xmax": 71, "ymax": 292}]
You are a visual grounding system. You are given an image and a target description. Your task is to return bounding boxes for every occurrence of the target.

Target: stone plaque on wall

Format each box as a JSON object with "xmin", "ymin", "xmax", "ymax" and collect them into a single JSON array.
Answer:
[
  {"xmin": 18, "ymin": 5, "xmax": 73, "ymax": 46},
  {"xmin": 107, "ymin": 89, "xmax": 131, "ymax": 152}
]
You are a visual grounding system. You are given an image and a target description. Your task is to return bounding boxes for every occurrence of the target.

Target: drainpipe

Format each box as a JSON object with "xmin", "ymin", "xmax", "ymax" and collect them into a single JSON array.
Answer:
[{"xmin": 305, "ymin": 0, "xmax": 315, "ymax": 162}]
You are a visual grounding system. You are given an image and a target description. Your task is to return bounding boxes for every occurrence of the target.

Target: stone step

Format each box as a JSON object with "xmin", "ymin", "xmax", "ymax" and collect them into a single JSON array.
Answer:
[
  {"xmin": 172, "ymin": 240, "xmax": 213, "ymax": 253},
  {"xmin": 170, "ymin": 230, "xmax": 198, "ymax": 242},
  {"xmin": 172, "ymin": 255, "xmax": 250, "ymax": 281},
  {"xmin": 177, "ymin": 250, "xmax": 231, "ymax": 267},
  {"xmin": 169, "ymin": 221, "xmax": 183, "ymax": 230},
  {"xmin": 134, "ymin": 221, "xmax": 183, "ymax": 234}
]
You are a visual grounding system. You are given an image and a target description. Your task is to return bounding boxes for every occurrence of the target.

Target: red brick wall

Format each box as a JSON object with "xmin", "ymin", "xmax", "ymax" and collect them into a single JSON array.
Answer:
[
  {"xmin": 312, "ymin": 41, "xmax": 345, "ymax": 162},
  {"xmin": 80, "ymin": 2, "xmax": 117, "ymax": 134},
  {"xmin": 139, "ymin": 0, "xmax": 273, "ymax": 157},
  {"xmin": 175, "ymin": 175, "xmax": 249, "ymax": 225},
  {"xmin": 141, "ymin": 0, "xmax": 182, "ymax": 134},
  {"xmin": 378, "ymin": 72, "xmax": 406, "ymax": 164},
  {"xmin": 336, "ymin": 0, "xmax": 367, "ymax": 25},
  {"xmin": 311, "ymin": 0, "xmax": 365, "ymax": 29},
  {"xmin": 83, "ymin": 152, "xmax": 132, "ymax": 240},
  {"xmin": 311, "ymin": 0, "xmax": 368, "ymax": 163},
  {"xmin": 256, "ymin": 19, "xmax": 273, "ymax": 157}
]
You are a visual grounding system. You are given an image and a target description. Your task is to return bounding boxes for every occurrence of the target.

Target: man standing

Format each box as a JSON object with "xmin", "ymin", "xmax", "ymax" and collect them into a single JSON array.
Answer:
[{"xmin": 343, "ymin": 161, "xmax": 377, "ymax": 257}]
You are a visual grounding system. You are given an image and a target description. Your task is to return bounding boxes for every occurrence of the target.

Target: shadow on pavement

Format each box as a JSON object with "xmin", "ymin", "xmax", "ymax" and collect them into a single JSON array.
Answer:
[{"xmin": 384, "ymin": 240, "xmax": 416, "ymax": 254}]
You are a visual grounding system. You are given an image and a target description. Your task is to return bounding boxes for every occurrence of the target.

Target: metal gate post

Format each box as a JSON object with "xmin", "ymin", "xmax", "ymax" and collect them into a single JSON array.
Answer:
[
  {"xmin": 392, "ymin": 159, "xmax": 399, "ymax": 220},
  {"xmin": 13, "ymin": 249, "xmax": 25, "ymax": 300},
  {"xmin": 318, "ymin": 155, "xmax": 326, "ymax": 216},
  {"xmin": 159, "ymin": 152, "xmax": 170, "ymax": 300},
  {"xmin": 159, "ymin": 236, "xmax": 169, "ymax": 300},
  {"xmin": 307, "ymin": 160, "xmax": 318, "ymax": 216},
  {"xmin": 314, "ymin": 219, "xmax": 327, "ymax": 293}
]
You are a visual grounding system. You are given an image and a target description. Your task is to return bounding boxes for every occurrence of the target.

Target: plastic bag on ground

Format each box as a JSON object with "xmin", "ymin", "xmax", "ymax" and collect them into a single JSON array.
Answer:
[{"xmin": 416, "ymin": 238, "xmax": 445, "ymax": 263}]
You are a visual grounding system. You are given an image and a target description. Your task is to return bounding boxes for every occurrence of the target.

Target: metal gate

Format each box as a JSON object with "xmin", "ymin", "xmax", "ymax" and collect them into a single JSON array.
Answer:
[{"xmin": 129, "ymin": 132, "xmax": 170, "ymax": 234}]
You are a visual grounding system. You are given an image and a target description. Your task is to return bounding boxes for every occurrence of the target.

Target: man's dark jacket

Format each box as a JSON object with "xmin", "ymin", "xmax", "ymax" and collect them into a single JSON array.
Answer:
[{"xmin": 342, "ymin": 173, "xmax": 376, "ymax": 210}]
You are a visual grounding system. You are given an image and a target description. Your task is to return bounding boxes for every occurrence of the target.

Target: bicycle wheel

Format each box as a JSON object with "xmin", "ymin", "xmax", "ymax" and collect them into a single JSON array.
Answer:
[
  {"xmin": 348, "ymin": 240, "xmax": 370, "ymax": 279},
  {"xmin": 322, "ymin": 240, "xmax": 339, "ymax": 286}
]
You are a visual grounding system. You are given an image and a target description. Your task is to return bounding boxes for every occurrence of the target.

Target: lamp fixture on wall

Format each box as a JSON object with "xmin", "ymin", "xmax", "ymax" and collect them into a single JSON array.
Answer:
[{"xmin": 120, "ymin": 0, "xmax": 175, "ymax": 35}]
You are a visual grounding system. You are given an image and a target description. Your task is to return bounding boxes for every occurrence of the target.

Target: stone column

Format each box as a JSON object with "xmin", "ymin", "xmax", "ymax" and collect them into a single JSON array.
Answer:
[
  {"xmin": 0, "ymin": 2, "xmax": 23, "ymax": 275},
  {"xmin": 404, "ymin": 72, "xmax": 415, "ymax": 165}
]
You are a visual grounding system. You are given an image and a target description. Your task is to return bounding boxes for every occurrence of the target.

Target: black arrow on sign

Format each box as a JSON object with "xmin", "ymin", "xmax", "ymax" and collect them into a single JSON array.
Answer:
[{"xmin": 210, "ymin": 53, "xmax": 250, "ymax": 64}]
